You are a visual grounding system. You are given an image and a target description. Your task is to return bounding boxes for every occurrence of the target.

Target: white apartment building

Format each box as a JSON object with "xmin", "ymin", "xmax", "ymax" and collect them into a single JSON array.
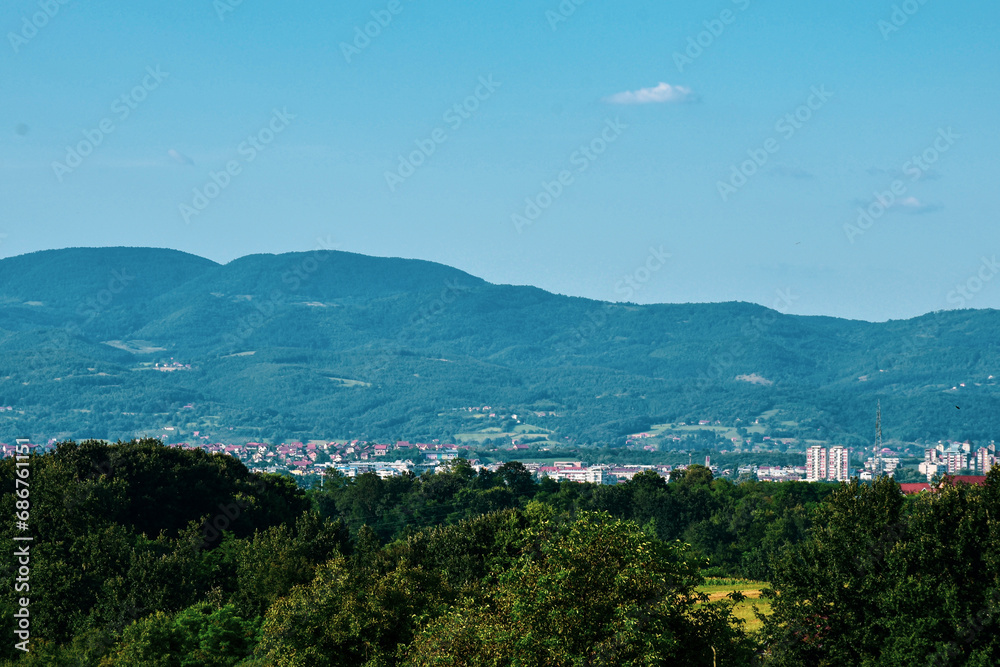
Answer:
[
  {"xmin": 828, "ymin": 446, "xmax": 850, "ymax": 482},
  {"xmin": 945, "ymin": 452, "xmax": 968, "ymax": 474},
  {"xmin": 807, "ymin": 445, "xmax": 850, "ymax": 482},
  {"xmin": 806, "ymin": 446, "xmax": 828, "ymax": 482},
  {"xmin": 976, "ymin": 447, "xmax": 994, "ymax": 475},
  {"xmin": 538, "ymin": 466, "xmax": 606, "ymax": 485}
]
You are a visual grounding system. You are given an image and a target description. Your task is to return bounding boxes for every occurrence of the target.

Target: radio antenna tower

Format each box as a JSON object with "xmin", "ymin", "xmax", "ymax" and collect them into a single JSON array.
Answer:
[{"xmin": 874, "ymin": 401, "xmax": 882, "ymax": 478}]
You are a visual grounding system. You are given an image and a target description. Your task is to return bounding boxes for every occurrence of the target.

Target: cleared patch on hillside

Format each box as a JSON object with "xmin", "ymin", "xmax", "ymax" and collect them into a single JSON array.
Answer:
[
  {"xmin": 328, "ymin": 377, "xmax": 371, "ymax": 387},
  {"xmin": 735, "ymin": 373, "xmax": 774, "ymax": 386},
  {"xmin": 104, "ymin": 340, "xmax": 167, "ymax": 354}
]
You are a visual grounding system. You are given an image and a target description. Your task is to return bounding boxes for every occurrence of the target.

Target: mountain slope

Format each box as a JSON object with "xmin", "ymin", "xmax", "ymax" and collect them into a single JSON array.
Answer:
[
  {"xmin": 0, "ymin": 247, "xmax": 217, "ymax": 310},
  {"xmin": 0, "ymin": 247, "xmax": 997, "ymax": 446}
]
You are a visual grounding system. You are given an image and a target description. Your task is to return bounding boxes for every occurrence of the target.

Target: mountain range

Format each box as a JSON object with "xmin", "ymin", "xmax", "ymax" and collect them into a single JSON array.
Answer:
[{"xmin": 0, "ymin": 246, "xmax": 998, "ymax": 447}]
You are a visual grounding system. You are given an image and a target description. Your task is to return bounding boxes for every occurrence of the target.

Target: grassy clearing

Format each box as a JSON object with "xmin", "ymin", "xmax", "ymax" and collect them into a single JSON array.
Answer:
[
  {"xmin": 452, "ymin": 426, "xmax": 553, "ymax": 444},
  {"xmin": 646, "ymin": 422, "xmax": 769, "ymax": 441},
  {"xmin": 697, "ymin": 578, "xmax": 771, "ymax": 633},
  {"xmin": 452, "ymin": 432, "xmax": 513, "ymax": 443},
  {"xmin": 328, "ymin": 377, "xmax": 371, "ymax": 387}
]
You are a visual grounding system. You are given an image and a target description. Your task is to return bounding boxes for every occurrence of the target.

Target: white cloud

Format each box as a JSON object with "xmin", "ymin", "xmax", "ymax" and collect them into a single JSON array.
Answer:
[
  {"xmin": 896, "ymin": 197, "xmax": 941, "ymax": 214},
  {"xmin": 604, "ymin": 82, "xmax": 694, "ymax": 105},
  {"xmin": 852, "ymin": 195, "xmax": 943, "ymax": 215}
]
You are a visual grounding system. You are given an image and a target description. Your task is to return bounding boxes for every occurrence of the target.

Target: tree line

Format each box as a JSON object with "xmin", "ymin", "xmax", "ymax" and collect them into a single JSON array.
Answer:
[{"xmin": 1, "ymin": 439, "xmax": 998, "ymax": 665}]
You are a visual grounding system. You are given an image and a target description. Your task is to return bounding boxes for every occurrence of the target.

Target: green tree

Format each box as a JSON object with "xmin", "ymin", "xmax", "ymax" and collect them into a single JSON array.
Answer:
[
  {"xmin": 229, "ymin": 511, "xmax": 349, "ymax": 618},
  {"xmin": 255, "ymin": 555, "xmax": 447, "ymax": 667},
  {"xmin": 762, "ymin": 472, "xmax": 1000, "ymax": 666},
  {"xmin": 101, "ymin": 603, "xmax": 259, "ymax": 666},
  {"xmin": 405, "ymin": 509, "xmax": 759, "ymax": 666}
]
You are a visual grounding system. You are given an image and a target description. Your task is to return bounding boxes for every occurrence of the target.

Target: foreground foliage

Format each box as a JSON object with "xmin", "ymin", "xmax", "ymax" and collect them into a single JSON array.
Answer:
[
  {"xmin": 762, "ymin": 472, "xmax": 1000, "ymax": 666},
  {"xmin": 1, "ymin": 441, "xmax": 761, "ymax": 665},
  {"xmin": 4, "ymin": 439, "xmax": 998, "ymax": 665}
]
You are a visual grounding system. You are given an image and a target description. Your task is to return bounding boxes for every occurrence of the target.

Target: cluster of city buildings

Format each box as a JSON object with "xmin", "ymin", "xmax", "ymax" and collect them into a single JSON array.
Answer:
[
  {"xmin": 0, "ymin": 438, "xmax": 696, "ymax": 485},
  {"xmin": 919, "ymin": 442, "xmax": 995, "ymax": 480},
  {"xmin": 170, "ymin": 439, "xmax": 470, "ymax": 476},
  {"xmin": 0, "ymin": 438, "xmax": 467, "ymax": 477},
  {"xmin": 3, "ymin": 435, "xmax": 997, "ymax": 487},
  {"xmin": 860, "ymin": 453, "xmax": 901, "ymax": 480},
  {"xmin": 531, "ymin": 462, "xmax": 689, "ymax": 485},
  {"xmin": 755, "ymin": 465, "xmax": 808, "ymax": 482}
]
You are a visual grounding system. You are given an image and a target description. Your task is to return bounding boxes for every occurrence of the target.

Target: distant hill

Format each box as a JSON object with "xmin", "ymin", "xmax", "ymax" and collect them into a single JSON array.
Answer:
[
  {"xmin": 0, "ymin": 246, "xmax": 998, "ymax": 446},
  {"xmin": 0, "ymin": 247, "xmax": 217, "ymax": 312}
]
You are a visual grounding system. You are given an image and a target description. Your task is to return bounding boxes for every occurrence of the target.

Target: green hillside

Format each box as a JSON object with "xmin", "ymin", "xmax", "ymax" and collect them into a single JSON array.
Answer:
[{"xmin": 0, "ymin": 247, "xmax": 998, "ymax": 445}]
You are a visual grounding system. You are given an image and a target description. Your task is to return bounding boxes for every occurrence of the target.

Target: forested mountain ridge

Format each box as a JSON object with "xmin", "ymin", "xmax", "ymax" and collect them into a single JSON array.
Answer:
[{"xmin": 0, "ymin": 247, "xmax": 998, "ymax": 445}]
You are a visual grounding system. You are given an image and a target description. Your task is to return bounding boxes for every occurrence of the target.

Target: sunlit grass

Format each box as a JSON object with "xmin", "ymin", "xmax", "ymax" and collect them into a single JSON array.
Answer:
[{"xmin": 697, "ymin": 578, "xmax": 772, "ymax": 633}]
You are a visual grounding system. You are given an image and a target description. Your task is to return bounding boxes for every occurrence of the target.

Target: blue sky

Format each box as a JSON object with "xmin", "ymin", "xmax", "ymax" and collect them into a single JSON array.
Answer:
[{"xmin": 1, "ymin": 0, "xmax": 997, "ymax": 321}]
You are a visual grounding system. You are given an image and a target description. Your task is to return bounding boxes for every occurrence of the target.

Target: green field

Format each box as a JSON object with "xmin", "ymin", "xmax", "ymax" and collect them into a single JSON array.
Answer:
[
  {"xmin": 697, "ymin": 579, "xmax": 771, "ymax": 633},
  {"xmin": 453, "ymin": 423, "xmax": 554, "ymax": 444}
]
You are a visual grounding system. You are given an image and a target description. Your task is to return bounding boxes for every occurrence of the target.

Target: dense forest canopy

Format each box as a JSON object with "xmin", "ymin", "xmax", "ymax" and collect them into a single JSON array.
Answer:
[{"xmin": 3, "ymin": 439, "xmax": 999, "ymax": 665}]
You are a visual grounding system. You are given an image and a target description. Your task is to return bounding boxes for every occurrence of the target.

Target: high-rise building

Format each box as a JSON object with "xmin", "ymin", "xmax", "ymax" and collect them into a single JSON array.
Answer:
[
  {"xmin": 828, "ymin": 446, "xmax": 850, "ymax": 481},
  {"xmin": 805, "ymin": 445, "xmax": 850, "ymax": 482},
  {"xmin": 945, "ymin": 452, "xmax": 968, "ymax": 474},
  {"xmin": 806, "ymin": 446, "xmax": 828, "ymax": 482},
  {"xmin": 977, "ymin": 447, "xmax": 993, "ymax": 475}
]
